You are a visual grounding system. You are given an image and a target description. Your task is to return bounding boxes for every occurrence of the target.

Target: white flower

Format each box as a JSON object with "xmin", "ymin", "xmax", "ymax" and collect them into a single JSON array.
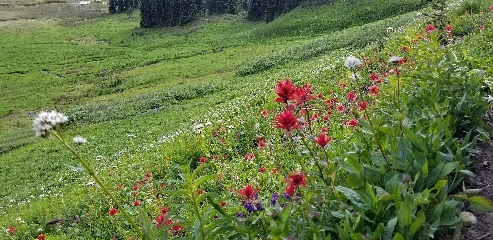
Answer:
[
  {"xmin": 32, "ymin": 110, "xmax": 68, "ymax": 137},
  {"xmin": 387, "ymin": 27, "xmax": 394, "ymax": 33},
  {"xmin": 73, "ymin": 136, "xmax": 87, "ymax": 145},
  {"xmin": 344, "ymin": 57, "xmax": 362, "ymax": 69},
  {"xmin": 389, "ymin": 56, "xmax": 402, "ymax": 65}
]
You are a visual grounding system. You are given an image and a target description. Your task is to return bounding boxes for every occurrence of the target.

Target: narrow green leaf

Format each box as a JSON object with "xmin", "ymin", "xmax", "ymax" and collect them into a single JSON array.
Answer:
[
  {"xmin": 383, "ymin": 217, "xmax": 397, "ymax": 240},
  {"xmin": 140, "ymin": 209, "xmax": 157, "ymax": 240},
  {"xmin": 193, "ymin": 174, "xmax": 217, "ymax": 190},
  {"xmin": 392, "ymin": 233, "xmax": 405, "ymax": 240},
  {"xmin": 410, "ymin": 211, "xmax": 426, "ymax": 237},
  {"xmin": 439, "ymin": 162, "xmax": 460, "ymax": 178},
  {"xmin": 468, "ymin": 196, "xmax": 493, "ymax": 213}
]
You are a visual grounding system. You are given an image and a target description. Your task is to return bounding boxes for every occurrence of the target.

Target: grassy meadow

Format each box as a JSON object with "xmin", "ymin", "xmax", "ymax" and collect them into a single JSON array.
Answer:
[{"xmin": 2, "ymin": 0, "xmax": 493, "ymax": 239}]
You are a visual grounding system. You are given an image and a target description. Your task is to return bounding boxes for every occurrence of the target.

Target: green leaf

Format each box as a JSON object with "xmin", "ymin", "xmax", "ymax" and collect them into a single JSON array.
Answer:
[
  {"xmin": 193, "ymin": 174, "xmax": 217, "ymax": 190},
  {"xmin": 439, "ymin": 162, "xmax": 461, "ymax": 178},
  {"xmin": 336, "ymin": 186, "xmax": 369, "ymax": 210},
  {"xmin": 207, "ymin": 197, "xmax": 227, "ymax": 216},
  {"xmin": 383, "ymin": 217, "xmax": 397, "ymax": 240},
  {"xmin": 392, "ymin": 233, "xmax": 405, "ymax": 240},
  {"xmin": 371, "ymin": 223, "xmax": 385, "ymax": 240},
  {"xmin": 410, "ymin": 211, "xmax": 426, "ymax": 237},
  {"xmin": 403, "ymin": 127, "xmax": 426, "ymax": 151},
  {"xmin": 140, "ymin": 209, "xmax": 157, "ymax": 240},
  {"xmin": 468, "ymin": 196, "xmax": 493, "ymax": 213}
]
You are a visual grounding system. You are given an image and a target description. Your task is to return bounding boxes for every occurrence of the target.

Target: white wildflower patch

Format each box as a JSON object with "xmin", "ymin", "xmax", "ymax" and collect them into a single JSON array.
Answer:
[
  {"xmin": 389, "ymin": 56, "xmax": 402, "ymax": 64},
  {"xmin": 32, "ymin": 110, "xmax": 68, "ymax": 137}
]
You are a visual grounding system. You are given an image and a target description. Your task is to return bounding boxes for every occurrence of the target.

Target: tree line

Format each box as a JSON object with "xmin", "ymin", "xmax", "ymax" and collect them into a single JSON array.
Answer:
[{"xmin": 108, "ymin": 0, "xmax": 303, "ymax": 27}]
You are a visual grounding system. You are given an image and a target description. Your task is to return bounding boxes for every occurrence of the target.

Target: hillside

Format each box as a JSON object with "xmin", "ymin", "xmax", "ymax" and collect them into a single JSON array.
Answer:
[{"xmin": 1, "ymin": 0, "xmax": 493, "ymax": 239}]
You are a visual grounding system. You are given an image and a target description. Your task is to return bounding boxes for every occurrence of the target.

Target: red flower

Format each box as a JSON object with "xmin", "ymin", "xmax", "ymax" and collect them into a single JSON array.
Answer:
[
  {"xmin": 220, "ymin": 201, "xmax": 227, "ymax": 207},
  {"xmin": 244, "ymin": 153, "xmax": 255, "ymax": 161},
  {"xmin": 369, "ymin": 73, "xmax": 381, "ymax": 84},
  {"xmin": 274, "ymin": 110, "xmax": 300, "ymax": 132},
  {"xmin": 401, "ymin": 46, "xmax": 409, "ymax": 53},
  {"xmin": 257, "ymin": 137, "xmax": 266, "ymax": 149},
  {"xmin": 134, "ymin": 200, "xmax": 141, "ymax": 207},
  {"xmin": 445, "ymin": 24, "xmax": 453, "ymax": 32},
  {"xmin": 238, "ymin": 184, "xmax": 258, "ymax": 201},
  {"xmin": 109, "ymin": 208, "xmax": 118, "ymax": 216},
  {"xmin": 38, "ymin": 234, "xmax": 46, "ymax": 240},
  {"xmin": 346, "ymin": 91, "xmax": 357, "ymax": 102},
  {"xmin": 261, "ymin": 110, "xmax": 269, "ymax": 117},
  {"xmin": 358, "ymin": 101, "xmax": 368, "ymax": 111},
  {"xmin": 348, "ymin": 119, "xmax": 359, "ymax": 128},
  {"xmin": 196, "ymin": 189, "xmax": 205, "ymax": 195},
  {"xmin": 285, "ymin": 184, "xmax": 296, "ymax": 196},
  {"xmin": 285, "ymin": 172, "xmax": 307, "ymax": 188},
  {"xmin": 425, "ymin": 24, "xmax": 436, "ymax": 34},
  {"xmin": 311, "ymin": 113, "xmax": 319, "ymax": 121},
  {"xmin": 321, "ymin": 127, "xmax": 328, "ymax": 133},
  {"xmin": 272, "ymin": 168, "xmax": 278, "ymax": 174},
  {"xmin": 143, "ymin": 172, "xmax": 152, "ymax": 183},
  {"xmin": 199, "ymin": 156, "xmax": 207, "ymax": 164},
  {"xmin": 275, "ymin": 79, "xmax": 297, "ymax": 104},
  {"xmin": 369, "ymin": 85, "xmax": 379, "ymax": 96},
  {"xmin": 7, "ymin": 226, "xmax": 15, "ymax": 234},
  {"xmin": 258, "ymin": 167, "xmax": 266, "ymax": 173},
  {"xmin": 337, "ymin": 104, "xmax": 346, "ymax": 113},
  {"xmin": 155, "ymin": 214, "xmax": 166, "ymax": 228},
  {"xmin": 490, "ymin": 5, "xmax": 493, "ymax": 11},
  {"xmin": 314, "ymin": 133, "xmax": 332, "ymax": 147},
  {"xmin": 294, "ymin": 83, "xmax": 314, "ymax": 105},
  {"xmin": 161, "ymin": 207, "xmax": 169, "ymax": 215},
  {"xmin": 323, "ymin": 115, "xmax": 330, "ymax": 121}
]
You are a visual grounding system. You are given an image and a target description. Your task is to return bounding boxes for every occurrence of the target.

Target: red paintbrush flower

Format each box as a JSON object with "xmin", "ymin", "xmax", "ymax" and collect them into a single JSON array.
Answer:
[
  {"xmin": 274, "ymin": 110, "xmax": 300, "ymax": 132},
  {"xmin": 238, "ymin": 184, "xmax": 258, "ymax": 201},
  {"xmin": 314, "ymin": 133, "xmax": 332, "ymax": 147},
  {"xmin": 275, "ymin": 79, "xmax": 297, "ymax": 104}
]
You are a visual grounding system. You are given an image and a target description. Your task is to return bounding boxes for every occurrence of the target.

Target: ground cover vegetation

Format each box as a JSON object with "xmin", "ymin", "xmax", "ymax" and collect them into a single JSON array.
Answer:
[{"xmin": 2, "ymin": 0, "xmax": 493, "ymax": 239}]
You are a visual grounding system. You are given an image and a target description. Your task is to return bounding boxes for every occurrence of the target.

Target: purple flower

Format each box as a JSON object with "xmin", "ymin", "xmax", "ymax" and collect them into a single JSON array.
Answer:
[
  {"xmin": 271, "ymin": 192, "xmax": 279, "ymax": 206},
  {"xmin": 255, "ymin": 202, "xmax": 264, "ymax": 211},
  {"xmin": 283, "ymin": 192, "xmax": 292, "ymax": 199},
  {"xmin": 243, "ymin": 201, "xmax": 256, "ymax": 213},
  {"xmin": 235, "ymin": 212, "xmax": 246, "ymax": 218}
]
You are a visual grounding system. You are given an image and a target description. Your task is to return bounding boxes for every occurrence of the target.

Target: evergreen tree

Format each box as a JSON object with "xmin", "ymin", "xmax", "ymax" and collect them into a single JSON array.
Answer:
[{"xmin": 247, "ymin": 0, "xmax": 264, "ymax": 21}]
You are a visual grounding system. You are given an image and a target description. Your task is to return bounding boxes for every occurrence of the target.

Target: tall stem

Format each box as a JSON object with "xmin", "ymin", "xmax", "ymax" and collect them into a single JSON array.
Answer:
[
  {"xmin": 52, "ymin": 131, "xmax": 147, "ymax": 239},
  {"xmin": 352, "ymin": 70, "xmax": 391, "ymax": 169}
]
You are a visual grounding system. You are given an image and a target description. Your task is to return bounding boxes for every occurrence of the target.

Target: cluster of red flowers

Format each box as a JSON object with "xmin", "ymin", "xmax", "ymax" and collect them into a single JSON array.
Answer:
[
  {"xmin": 155, "ymin": 207, "xmax": 185, "ymax": 233},
  {"xmin": 238, "ymin": 184, "xmax": 259, "ymax": 201}
]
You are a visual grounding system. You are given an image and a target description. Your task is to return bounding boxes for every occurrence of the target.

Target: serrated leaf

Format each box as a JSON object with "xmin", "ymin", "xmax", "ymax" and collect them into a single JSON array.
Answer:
[{"xmin": 468, "ymin": 196, "xmax": 493, "ymax": 213}]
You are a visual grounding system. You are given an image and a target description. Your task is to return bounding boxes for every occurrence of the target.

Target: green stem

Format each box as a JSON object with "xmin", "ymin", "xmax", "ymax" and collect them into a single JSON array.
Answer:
[
  {"xmin": 289, "ymin": 135, "xmax": 315, "ymax": 189},
  {"xmin": 52, "ymin": 131, "xmax": 147, "ymax": 240},
  {"xmin": 299, "ymin": 137, "xmax": 330, "ymax": 185},
  {"xmin": 188, "ymin": 177, "xmax": 206, "ymax": 240},
  {"xmin": 352, "ymin": 70, "xmax": 391, "ymax": 169}
]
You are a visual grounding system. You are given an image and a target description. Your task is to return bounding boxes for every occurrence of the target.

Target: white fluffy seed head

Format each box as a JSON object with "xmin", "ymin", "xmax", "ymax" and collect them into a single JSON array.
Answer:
[
  {"xmin": 344, "ymin": 57, "xmax": 362, "ymax": 69},
  {"xmin": 32, "ymin": 110, "xmax": 69, "ymax": 137},
  {"xmin": 73, "ymin": 136, "xmax": 87, "ymax": 145}
]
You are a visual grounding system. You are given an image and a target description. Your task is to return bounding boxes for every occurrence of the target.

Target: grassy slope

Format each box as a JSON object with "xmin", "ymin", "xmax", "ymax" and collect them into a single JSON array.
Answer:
[{"xmin": 0, "ymin": 0, "xmax": 429, "ymax": 237}]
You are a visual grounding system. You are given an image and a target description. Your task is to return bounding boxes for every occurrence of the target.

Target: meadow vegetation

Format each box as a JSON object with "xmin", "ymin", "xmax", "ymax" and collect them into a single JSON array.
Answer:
[{"xmin": 1, "ymin": 0, "xmax": 493, "ymax": 239}]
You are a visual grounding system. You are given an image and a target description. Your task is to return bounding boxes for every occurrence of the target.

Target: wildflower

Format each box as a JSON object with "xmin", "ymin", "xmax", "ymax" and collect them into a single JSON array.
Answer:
[
  {"xmin": 272, "ymin": 168, "xmax": 278, "ymax": 174},
  {"xmin": 388, "ymin": 56, "xmax": 402, "ymax": 65},
  {"xmin": 33, "ymin": 110, "xmax": 69, "ymax": 137},
  {"xmin": 314, "ymin": 133, "xmax": 332, "ymax": 147},
  {"xmin": 346, "ymin": 91, "xmax": 357, "ymax": 102},
  {"xmin": 401, "ymin": 46, "xmax": 409, "ymax": 53},
  {"xmin": 369, "ymin": 73, "xmax": 381, "ymax": 84},
  {"xmin": 220, "ymin": 201, "xmax": 227, "ymax": 207},
  {"xmin": 271, "ymin": 192, "xmax": 279, "ymax": 206},
  {"xmin": 133, "ymin": 200, "xmax": 141, "ymax": 207},
  {"xmin": 261, "ymin": 110, "xmax": 269, "ymax": 117},
  {"xmin": 369, "ymin": 85, "xmax": 380, "ymax": 96},
  {"xmin": 143, "ymin": 172, "xmax": 152, "ymax": 183},
  {"xmin": 244, "ymin": 153, "xmax": 255, "ymax": 161},
  {"xmin": 425, "ymin": 24, "xmax": 436, "ymax": 34},
  {"xmin": 274, "ymin": 110, "xmax": 301, "ymax": 132},
  {"xmin": 337, "ymin": 104, "xmax": 346, "ymax": 113},
  {"xmin": 490, "ymin": 5, "xmax": 493, "ymax": 11},
  {"xmin": 344, "ymin": 57, "xmax": 362, "ymax": 69},
  {"xmin": 358, "ymin": 101, "xmax": 369, "ymax": 111},
  {"xmin": 238, "ymin": 184, "xmax": 259, "ymax": 201},
  {"xmin": 275, "ymin": 79, "xmax": 297, "ymax": 104},
  {"xmin": 38, "ymin": 234, "xmax": 46, "ymax": 240},
  {"xmin": 161, "ymin": 207, "xmax": 169, "ymax": 215},
  {"xmin": 109, "ymin": 208, "xmax": 118, "ymax": 216},
  {"xmin": 235, "ymin": 212, "xmax": 246, "ymax": 218},
  {"xmin": 480, "ymin": 25, "xmax": 485, "ymax": 31},
  {"xmin": 285, "ymin": 172, "xmax": 307, "ymax": 189},
  {"xmin": 294, "ymin": 83, "xmax": 314, "ymax": 106},
  {"xmin": 257, "ymin": 137, "xmax": 266, "ymax": 149},
  {"xmin": 7, "ymin": 226, "xmax": 15, "ymax": 234},
  {"xmin": 445, "ymin": 24, "xmax": 453, "ymax": 32},
  {"xmin": 258, "ymin": 167, "xmax": 266, "ymax": 173},
  {"xmin": 196, "ymin": 189, "xmax": 205, "ymax": 195},
  {"xmin": 311, "ymin": 113, "xmax": 319, "ymax": 121},
  {"xmin": 348, "ymin": 119, "xmax": 359, "ymax": 128},
  {"xmin": 199, "ymin": 156, "xmax": 207, "ymax": 164},
  {"xmin": 72, "ymin": 136, "xmax": 87, "ymax": 145}
]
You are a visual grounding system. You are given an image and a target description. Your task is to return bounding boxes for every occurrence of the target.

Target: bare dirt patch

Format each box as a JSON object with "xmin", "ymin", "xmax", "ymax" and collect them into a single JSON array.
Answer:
[{"xmin": 463, "ymin": 112, "xmax": 493, "ymax": 240}]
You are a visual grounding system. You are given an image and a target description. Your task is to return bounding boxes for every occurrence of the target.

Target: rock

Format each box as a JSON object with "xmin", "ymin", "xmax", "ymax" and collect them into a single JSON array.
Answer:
[{"xmin": 460, "ymin": 211, "xmax": 478, "ymax": 226}]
